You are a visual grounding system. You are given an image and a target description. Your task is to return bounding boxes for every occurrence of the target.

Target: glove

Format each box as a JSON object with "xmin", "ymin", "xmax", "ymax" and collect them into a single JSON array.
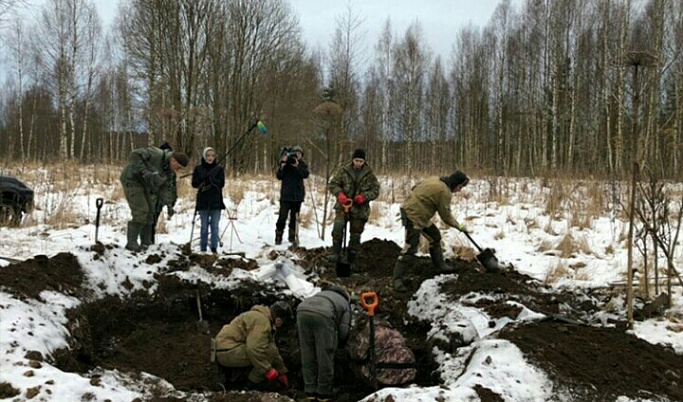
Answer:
[
  {"xmin": 456, "ymin": 223, "xmax": 468, "ymax": 233},
  {"xmin": 277, "ymin": 373, "xmax": 289, "ymax": 388},
  {"xmin": 337, "ymin": 192, "xmax": 349, "ymax": 204},
  {"xmin": 143, "ymin": 170, "xmax": 164, "ymax": 190},
  {"xmin": 264, "ymin": 368, "xmax": 279, "ymax": 381},
  {"xmin": 354, "ymin": 194, "xmax": 365, "ymax": 204},
  {"xmin": 143, "ymin": 170, "xmax": 158, "ymax": 179},
  {"xmin": 167, "ymin": 206, "xmax": 175, "ymax": 218}
]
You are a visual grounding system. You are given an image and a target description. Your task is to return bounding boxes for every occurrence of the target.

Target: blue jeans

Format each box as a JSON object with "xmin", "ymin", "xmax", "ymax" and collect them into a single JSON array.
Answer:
[{"xmin": 198, "ymin": 209, "xmax": 221, "ymax": 251}]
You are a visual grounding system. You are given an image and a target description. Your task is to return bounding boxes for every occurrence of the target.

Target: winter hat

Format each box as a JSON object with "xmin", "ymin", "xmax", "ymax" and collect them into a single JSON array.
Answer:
[
  {"xmin": 352, "ymin": 148, "xmax": 366, "ymax": 160},
  {"xmin": 203, "ymin": 147, "xmax": 215, "ymax": 160},
  {"xmin": 171, "ymin": 152, "xmax": 189, "ymax": 167},
  {"xmin": 441, "ymin": 170, "xmax": 469, "ymax": 191},
  {"xmin": 290, "ymin": 145, "xmax": 304, "ymax": 156},
  {"xmin": 270, "ymin": 300, "xmax": 294, "ymax": 322}
]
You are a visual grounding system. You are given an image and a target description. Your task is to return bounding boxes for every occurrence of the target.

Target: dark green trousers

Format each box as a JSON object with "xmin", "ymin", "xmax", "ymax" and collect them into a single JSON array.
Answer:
[{"xmin": 297, "ymin": 311, "xmax": 337, "ymax": 396}]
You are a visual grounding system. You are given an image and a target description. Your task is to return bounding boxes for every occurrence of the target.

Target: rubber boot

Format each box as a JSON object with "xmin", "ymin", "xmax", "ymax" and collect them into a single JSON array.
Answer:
[
  {"xmin": 429, "ymin": 247, "xmax": 449, "ymax": 272},
  {"xmin": 275, "ymin": 230, "xmax": 283, "ymax": 245},
  {"xmin": 327, "ymin": 241, "xmax": 342, "ymax": 263},
  {"xmin": 348, "ymin": 249, "xmax": 358, "ymax": 273},
  {"xmin": 140, "ymin": 224, "xmax": 153, "ymax": 247},
  {"xmin": 393, "ymin": 257, "xmax": 408, "ymax": 292},
  {"xmin": 125, "ymin": 222, "xmax": 143, "ymax": 252}
]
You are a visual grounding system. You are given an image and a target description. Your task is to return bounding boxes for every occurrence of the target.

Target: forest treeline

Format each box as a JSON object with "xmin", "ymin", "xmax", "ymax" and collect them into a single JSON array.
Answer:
[{"xmin": 0, "ymin": 0, "xmax": 681, "ymax": 180}]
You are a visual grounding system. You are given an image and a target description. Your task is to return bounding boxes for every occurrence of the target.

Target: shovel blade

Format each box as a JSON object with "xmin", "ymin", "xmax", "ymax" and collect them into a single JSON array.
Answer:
[
  {"xmin": 477, "ymin": 248, "xmax": 501, "ymax": 272},
  {"xmin": 336, "ymin": 258, "xmax": 351, "ymax": 277}
]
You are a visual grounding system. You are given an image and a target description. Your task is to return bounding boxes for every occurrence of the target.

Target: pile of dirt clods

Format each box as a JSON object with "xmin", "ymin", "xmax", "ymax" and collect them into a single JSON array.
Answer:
[{"xmin": 0, "ymin": 239, "xmax": 681, "ymax": 402}]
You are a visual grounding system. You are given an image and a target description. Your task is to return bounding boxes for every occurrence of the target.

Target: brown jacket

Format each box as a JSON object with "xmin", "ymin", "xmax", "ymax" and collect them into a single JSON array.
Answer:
[
  {"xmin": 215, "ymin": 305, "xmax": 286, "ymax": 375},
  {"xmin": 402, "ymin": 176, "xmax": 460, "ymax": 229}
]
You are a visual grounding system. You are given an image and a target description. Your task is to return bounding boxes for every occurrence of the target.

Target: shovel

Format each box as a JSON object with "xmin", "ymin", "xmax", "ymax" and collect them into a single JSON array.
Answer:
[
  {"xmin": 94, "ymin": 198, "xmax": 104, "ymax": 244},
  {"xmin": 463, "ymin": 231, "xmax": 501, "ymax": 272},
  {"xmin": 335, "ymin": 200, "xmax": 353, "ymax": 277},
  {"xmin": 360, "ymin": 291, "xmax": 378, "ymax": 390},
  {"xmin": 196, "ymin": 290, "xmax": 209, "ymax": 334}
]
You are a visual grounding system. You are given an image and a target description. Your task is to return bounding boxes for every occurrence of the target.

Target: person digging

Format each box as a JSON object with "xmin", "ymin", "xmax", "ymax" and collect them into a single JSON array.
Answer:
[
  {"xmin": 213, "ymin": 301, "xmax": 293, "ymax": 391},
  {"xmin": 393, "ymin": 171, "xmax": 470, "ymax": 293}
]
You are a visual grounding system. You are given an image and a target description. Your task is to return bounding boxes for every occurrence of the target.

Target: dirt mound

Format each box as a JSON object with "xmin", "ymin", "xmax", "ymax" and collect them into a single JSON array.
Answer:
[
  {"xmin": 2, "ymin": 240, "xmax": 681, "ymax": 402},
  {"xmin": 500, "ymin": 320, "xmax": 683, "ymax": 401},
  {"xmin": 0, "ymin": 253, "xmax": 84, "ymax": 299}
]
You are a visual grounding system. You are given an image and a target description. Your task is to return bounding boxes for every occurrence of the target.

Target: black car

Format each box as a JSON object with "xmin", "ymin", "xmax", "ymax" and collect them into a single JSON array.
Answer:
[{"xmin": 0, "ymin": 175, "xmax": 34, "ymax": 226}]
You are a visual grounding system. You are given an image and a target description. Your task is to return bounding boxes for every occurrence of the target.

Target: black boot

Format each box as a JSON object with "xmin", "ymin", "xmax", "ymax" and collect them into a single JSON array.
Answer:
[
  {"xmin": 125, "ymin": 222, "xmax": 143, "ymax": 252},
  {"xmin": 275, "ymin": 230, "xmax": 283, "ymax": 245},
  {"xmin": 348, "ymin": 249, "xmax": 359, "ymax": 272},
  {"xmin": 288, "ymin": 229, "xmax": 297, "ymax": 246},
  {"xmin": 429, "ymin": 247, "xmax": 449, "ymax": 272},
  {"xmin": 393, "ymin": 257, "xmax": 408, "ymax": 292},
  {"xmin": 327, "ymin": 241, "xmax": 342, "ymax": 263},
  {"xmin": 140, "ymin": 224, "xmax": 153, "ymax": 247}
]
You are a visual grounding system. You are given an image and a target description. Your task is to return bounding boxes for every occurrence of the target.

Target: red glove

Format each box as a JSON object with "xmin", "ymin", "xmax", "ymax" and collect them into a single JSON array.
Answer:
[
  {"xmin": 337, "ymin": 192, "xmax": 348, "ymax": 204},
  {"xmin": 278, "ymin": 373, "xmax": 289, "ymax": 388},
  {"xmin": 354, "ymin": 194, "xmax": 365, "ymax": 204},
  {"xmin": 264, "ymin": 368, "xmax": 279, "ymax": 381}
]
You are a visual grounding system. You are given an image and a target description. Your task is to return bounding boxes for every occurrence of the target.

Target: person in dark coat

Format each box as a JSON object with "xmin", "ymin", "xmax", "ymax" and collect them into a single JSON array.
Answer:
[
  {"xmin": 192, "ymin": 147, "xmax": 226, "ymax": 253},
  {"xmin": 275, "ymin": 145, "xmax": 309, "ymax": 246},
  {"xmin": 120, "ymin": 147, "xmax": 189, "ymax": 251},
  {"xmin": 296, "ymin": 285, "xmax": 352, "ymax": 401}
]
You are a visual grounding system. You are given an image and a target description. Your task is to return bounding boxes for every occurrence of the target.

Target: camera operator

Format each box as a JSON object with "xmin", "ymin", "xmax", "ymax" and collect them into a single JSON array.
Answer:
[{"xmin": 275, "ymin": 146, "xmax": 309, "ymax": 245}]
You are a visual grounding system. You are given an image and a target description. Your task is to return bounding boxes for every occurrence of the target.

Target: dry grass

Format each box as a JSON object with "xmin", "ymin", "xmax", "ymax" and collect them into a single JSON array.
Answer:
[
  {"xmin": 537, "ymin": 240, "xmax": 554, "ymax": 253},
  {"xmin": 544, "ymin": 259, "xmax": 570, "ymax": 283},
  {"xmin": 556, "ymin": 234, "xmax": 577, "ymax": 258}
]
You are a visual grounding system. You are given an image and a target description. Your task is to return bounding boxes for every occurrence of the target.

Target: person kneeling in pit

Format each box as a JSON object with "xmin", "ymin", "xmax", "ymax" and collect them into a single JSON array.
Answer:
[{"xmin": 213, "ymin": 301, "xmax": 293, "ymax": 390}]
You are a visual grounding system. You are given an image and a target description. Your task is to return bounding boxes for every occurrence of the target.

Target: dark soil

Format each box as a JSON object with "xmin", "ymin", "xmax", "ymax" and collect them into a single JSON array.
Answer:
[{"xmin": 1, "ymin": 238, "xmax": 681, "ymax": 402}]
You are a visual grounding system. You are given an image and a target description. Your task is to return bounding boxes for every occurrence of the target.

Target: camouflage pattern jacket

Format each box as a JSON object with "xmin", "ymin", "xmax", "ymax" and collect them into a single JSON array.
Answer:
[
  {"xmin": 328, "ymin": 162, "xmax": 380, "ymax": 221},
  {"xmin": 119, "ymin": 146, "xmax": 177, "ymax": 208}
]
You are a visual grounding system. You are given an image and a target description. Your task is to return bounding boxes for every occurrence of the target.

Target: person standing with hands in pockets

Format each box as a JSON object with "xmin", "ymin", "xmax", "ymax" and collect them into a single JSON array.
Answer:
[
  {"xmin": 327, "ymin": 148, "xmax": 380, "ymax": 268},
  {"xmin": 192, "ymin": 147, "xmax": 226, "ymax": 254}
]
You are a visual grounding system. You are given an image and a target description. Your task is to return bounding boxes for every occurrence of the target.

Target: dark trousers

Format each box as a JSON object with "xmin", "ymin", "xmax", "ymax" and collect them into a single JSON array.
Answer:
[
  {"xmin": 276, "ymin": 200, "xmax": 302, "ymax": 232},
  {"xmin": 297, "ymin": 311, "xmax": 337, "ymax": 396},
  {"xmin": 399, "ymin": 210, "xmax": 442, "ymax": 257}
]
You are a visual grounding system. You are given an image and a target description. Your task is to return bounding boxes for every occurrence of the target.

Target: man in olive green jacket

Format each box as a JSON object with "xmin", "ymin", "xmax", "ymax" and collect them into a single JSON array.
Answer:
[
  {"xmin": 327, "ymin": 149, "xmax": 381, "ymax": 267},
  {"xmin": 120, "ymin": 146, "xmax": 188, "ymax": 251},
  {"xmin": 214, "ymin": 301, "xmax": 292, "ymax": 388},
  {"xmin": 393, "ymin": 171, "xmax": 470, "ymax": 292}
]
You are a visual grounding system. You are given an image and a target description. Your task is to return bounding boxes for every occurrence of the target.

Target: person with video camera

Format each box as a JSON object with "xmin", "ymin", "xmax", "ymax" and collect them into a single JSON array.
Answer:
[
  {"xmin": 327, "ymin": 148, "xmax": 380, "ymax": 268},
  {"xmin": 275, "ymin": 145, "xmax": 309, "ymax": 246}
]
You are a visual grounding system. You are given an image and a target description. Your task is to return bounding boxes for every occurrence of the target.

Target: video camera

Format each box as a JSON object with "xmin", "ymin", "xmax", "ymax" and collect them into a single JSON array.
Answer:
[{"xmin": 280, "ymin": 147, "xmax": 299, "ymax": 165}]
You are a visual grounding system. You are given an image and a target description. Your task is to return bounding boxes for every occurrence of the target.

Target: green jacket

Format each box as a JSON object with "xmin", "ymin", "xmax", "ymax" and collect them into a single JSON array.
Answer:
[
  {"xmin": 402, "ymin": 176, "xmax": 460, "ymax": 229},
  {"xmin": 214, "ymin": 305, "xmax": 286, "ymax": 376},
  {"xmin": 328, "ymin": 162, "xmax": 380, "ymax": 221},
  {"xmin": 119, "ymin": 146, "xmax": 177, "ymax": 208}
]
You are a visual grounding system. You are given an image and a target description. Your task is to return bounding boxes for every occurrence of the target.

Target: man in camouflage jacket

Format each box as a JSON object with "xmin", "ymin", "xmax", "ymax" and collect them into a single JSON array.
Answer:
[
  {"xmin": 119, "ymin": 146, "xmax": 188, "ymax": 251},
  {"xmin": 327, "ymin": 149, "xmax": 380, "ymax": 267}
]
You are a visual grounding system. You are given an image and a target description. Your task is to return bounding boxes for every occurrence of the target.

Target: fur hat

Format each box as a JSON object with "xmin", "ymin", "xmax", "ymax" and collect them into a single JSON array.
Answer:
[
  {"xmin": 290, "ymin": 145, "xmax": 304, "ymax": 156},
  {"xmin": 441, "ymin": 171, "xmax": 469, "ymax": 190},
  {"xmin": 171, "ymin": 152, "xmax": 189, "ymax": 167},
  {"xmin": 352, "ymin": 148, "xmax": 366, "ymax": 160},
  {"xmin": 203, "ymin": 147, "xmax": 215, "ymax": 160}
]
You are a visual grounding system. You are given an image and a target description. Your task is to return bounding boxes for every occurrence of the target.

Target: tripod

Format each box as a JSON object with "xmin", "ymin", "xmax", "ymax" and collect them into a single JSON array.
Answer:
[{"xmin": 219, "ymin": 206, "xmax": 243, "ymax": 251}]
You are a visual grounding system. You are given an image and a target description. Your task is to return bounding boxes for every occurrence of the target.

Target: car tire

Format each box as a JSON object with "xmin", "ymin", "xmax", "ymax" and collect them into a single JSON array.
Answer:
[{"xmin": 0, "ymin": 202, "xmax": 21, "ymax": 227}]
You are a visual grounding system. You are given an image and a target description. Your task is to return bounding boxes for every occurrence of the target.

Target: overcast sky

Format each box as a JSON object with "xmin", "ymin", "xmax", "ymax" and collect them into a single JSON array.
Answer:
[{"xmin": 90, "ymin": 0, "xmax": 513, "ymax": 63}]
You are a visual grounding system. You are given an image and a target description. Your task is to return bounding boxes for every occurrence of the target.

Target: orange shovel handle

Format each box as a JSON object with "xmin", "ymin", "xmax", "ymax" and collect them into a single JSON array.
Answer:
[
  {"xmin": 360, "ymin": 291, "xmax": 378, "ymax": 316},
  {"xmin": 342, "ymin": 199, "xmax": 353, "ymax": 213}
]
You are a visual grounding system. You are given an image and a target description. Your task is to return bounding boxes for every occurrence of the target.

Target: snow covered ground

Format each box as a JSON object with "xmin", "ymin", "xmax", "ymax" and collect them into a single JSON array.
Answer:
[{"xmin": 0, "ymin": 171, "xmax": 681, "ymax": 401}]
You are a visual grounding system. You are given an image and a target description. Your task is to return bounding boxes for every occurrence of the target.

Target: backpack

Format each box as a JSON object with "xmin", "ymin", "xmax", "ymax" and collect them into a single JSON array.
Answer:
[{"xmin": 347, "ymin": 320, "xmax": 417, "ymax": 387}]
